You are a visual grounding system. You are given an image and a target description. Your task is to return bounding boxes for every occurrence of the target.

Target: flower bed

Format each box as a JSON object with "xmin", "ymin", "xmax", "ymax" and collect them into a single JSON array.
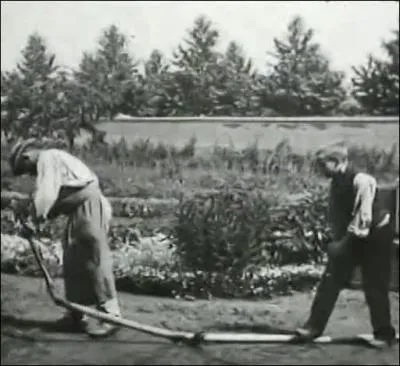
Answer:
[{"xmin": 1, "ymin": 233, "xmax": 324, "ymax": 299}]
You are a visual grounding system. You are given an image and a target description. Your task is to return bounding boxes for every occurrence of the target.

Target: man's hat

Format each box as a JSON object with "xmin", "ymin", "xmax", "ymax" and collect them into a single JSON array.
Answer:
[{"xmin": 8, "ymin": 138, "xmax": 38, "ymax": 175}]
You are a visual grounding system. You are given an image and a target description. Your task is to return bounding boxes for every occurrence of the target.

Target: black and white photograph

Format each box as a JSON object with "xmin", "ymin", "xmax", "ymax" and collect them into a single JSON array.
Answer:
[{"xmin": 1, "ymin": 1, "xmax": 399, "ymax": 365}]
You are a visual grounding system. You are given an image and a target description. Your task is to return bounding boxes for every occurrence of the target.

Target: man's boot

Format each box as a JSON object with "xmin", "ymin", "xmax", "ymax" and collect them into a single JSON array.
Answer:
[
  {"xmin": 86, "ymin": 319, "xmax": 120, "ymax": 338},
  {"xmin": 53, "ymin": 311, "xmax": 88, "ymax": 333},
  {"xmin": 85, "ymin": 299, "xmax": 121, "ymax": 338}
]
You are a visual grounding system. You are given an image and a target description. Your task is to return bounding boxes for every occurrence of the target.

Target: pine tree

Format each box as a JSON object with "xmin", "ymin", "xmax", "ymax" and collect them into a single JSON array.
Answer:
[
  {"xmin": 17, "ymin": 33, "xmax": 57, "ymax": 85},
  {"xmin": 1, "ymin": 33, "xmax": 59, "ymax": 138},
  {"xmin": 217, "ymin": 41, "xmax": 261, "ymax": 116},
  {"xmin": 351, "ymin": 29, "xmax": 399, "ymax": 115},
  {"xmin": 171, "ymin": 15, "xmax": 223, "ymax": 115},
  {"xmin": 76, "ymin": 25, "xmax": 139, "ymax": 119},
  {"xmin": 138, "ymin": 49, "xmax": 178, "ymax": 116},
  {"xmin": 263, "ymin": 16, "xmax": 346, "ymax": 116}
]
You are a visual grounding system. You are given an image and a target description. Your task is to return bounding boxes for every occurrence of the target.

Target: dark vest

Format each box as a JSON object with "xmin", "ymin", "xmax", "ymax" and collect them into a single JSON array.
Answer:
[
  {"xmin": 375, "ymin": 182, "xmax": 398, "ymax": 233},
  {"xmin": 330, "ymin": 169, "xmax": 397, "ymax": 236}
]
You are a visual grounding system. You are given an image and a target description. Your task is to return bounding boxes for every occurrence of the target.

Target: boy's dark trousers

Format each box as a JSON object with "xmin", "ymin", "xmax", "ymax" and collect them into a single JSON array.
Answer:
[{"xmin": 304, "ymin": 224, "xmax": 396, "ymax": 341}]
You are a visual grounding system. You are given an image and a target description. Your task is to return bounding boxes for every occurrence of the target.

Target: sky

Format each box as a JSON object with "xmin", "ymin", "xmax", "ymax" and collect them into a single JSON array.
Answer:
[{"xmin": 1, "ymin": 1, "xmax": 399, "ymax": 80}]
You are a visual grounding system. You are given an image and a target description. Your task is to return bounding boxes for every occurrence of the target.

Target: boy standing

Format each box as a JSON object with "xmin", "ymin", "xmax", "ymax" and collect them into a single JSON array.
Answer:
[{"xmin": 295, "ymin": 143, "xmax": 397, "ymax": 348}]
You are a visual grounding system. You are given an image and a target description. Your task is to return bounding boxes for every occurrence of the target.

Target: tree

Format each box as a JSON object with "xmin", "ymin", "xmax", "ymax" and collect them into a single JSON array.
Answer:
[
  {"xmin": 17, "ymin": 33, "xmax": 57, "ymax": 85},
  {"xmin": 1, "ymin": 70, "xmax": 23, "ymax": 140},
  {"xmin": 171, "ymin": 15, "xmax": 223, "ymax": 115},
  {"xmin": 1, "ymin": 33, "xmax": 59, "ymax": 139},
  {"xmin": 216, "ymin": 41, "xmax": 262, "ymax": 116},
  {"xmin": 1, "ymin": 33, "xmax": 107, "ymax": 147},
  {"xmin": 137, "ymin": 49, "xmax": 179, "ymax": 116},
  {"xmin": 262, "ymin": 16, "xmax": 346, "ymax": 116},
  {"xmin": 52, "ymin": 67, "xmax": 110, "ymax": 148},
  {"xmin": 76, "ymin": 25, "xmax": 139, "ymax": 119},
  {"xmin": 383, "ymin": 28, "xmax": 399, "ymax": 75},
  {"xmin": 351, "ymin": 29, "xmax": 399, "ymax": 115},
  {"xmin": 74, "ymin": 52, "xmax": 108, "ymax": 122}
]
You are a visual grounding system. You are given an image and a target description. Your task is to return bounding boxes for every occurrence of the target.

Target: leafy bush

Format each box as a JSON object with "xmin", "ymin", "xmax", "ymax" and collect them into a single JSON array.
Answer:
[
  {"xmin": 172, "ymin": 188, "xmax": 330, "ymax": 277},
  {"xmin": 1, "ymin": 234, "xmax": 63, "ymax": 278}
]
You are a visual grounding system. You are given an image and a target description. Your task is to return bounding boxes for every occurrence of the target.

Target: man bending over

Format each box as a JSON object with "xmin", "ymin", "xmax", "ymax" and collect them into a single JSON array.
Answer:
[{"xmin": 9, "ymin": 138, "xmax": 121, "ymax": 338}]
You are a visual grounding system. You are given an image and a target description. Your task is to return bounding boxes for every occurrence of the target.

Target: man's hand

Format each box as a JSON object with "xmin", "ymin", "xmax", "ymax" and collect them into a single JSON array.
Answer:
[
  {"xmin": 20, "ymin": 217, "xmax": 46, "ymax": 239},
  {"xmin": 20, "ymin": 221, "xmax": 37, "ymax": 239}
]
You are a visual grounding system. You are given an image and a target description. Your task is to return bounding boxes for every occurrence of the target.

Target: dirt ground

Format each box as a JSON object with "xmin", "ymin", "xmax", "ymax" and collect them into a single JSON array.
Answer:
[{"xmin": 1, "ymin": 274, "xmax": 399, "ymax": 365}]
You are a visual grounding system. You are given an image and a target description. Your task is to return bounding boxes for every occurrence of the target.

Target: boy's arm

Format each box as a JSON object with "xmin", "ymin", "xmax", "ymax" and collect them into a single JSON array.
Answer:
[{"xmin": 348, "ymin": 172, "xmax": 377, "ymax": 237}]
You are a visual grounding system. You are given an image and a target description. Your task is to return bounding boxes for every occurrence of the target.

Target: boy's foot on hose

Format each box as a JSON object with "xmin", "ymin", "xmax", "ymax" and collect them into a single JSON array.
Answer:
[
  {"xmin": 292, "ymin": 326, "xmax": 323, "ymax": 342},
  {"xmin": 53, "ymin": 312, "xmax": 88, "ymax": 333},
  {"xmin": 368, "ymin": 337, "xmax": 394, "ymax": 349},
  {"xmin": 369, "ymin": 329, "xmax": 397, "ymax": 349}
]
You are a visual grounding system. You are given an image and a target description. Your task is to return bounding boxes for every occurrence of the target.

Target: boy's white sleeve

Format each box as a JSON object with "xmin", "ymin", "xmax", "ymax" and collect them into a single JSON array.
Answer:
[{"xmin": 347, "ymin": 172, "xmax": 377, "ymax": 237}]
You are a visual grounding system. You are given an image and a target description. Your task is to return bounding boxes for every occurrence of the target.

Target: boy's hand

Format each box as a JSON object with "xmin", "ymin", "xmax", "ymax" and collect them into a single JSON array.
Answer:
[{"xmin": 327, "ymin": 234, "xmax": 352, "ymax": 259}]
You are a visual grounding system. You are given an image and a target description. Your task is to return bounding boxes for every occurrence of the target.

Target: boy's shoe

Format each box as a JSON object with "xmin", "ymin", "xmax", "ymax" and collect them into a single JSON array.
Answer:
[{"xmin": 292, "ymin": 326, "xmax": 323, "ymax": 342}]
